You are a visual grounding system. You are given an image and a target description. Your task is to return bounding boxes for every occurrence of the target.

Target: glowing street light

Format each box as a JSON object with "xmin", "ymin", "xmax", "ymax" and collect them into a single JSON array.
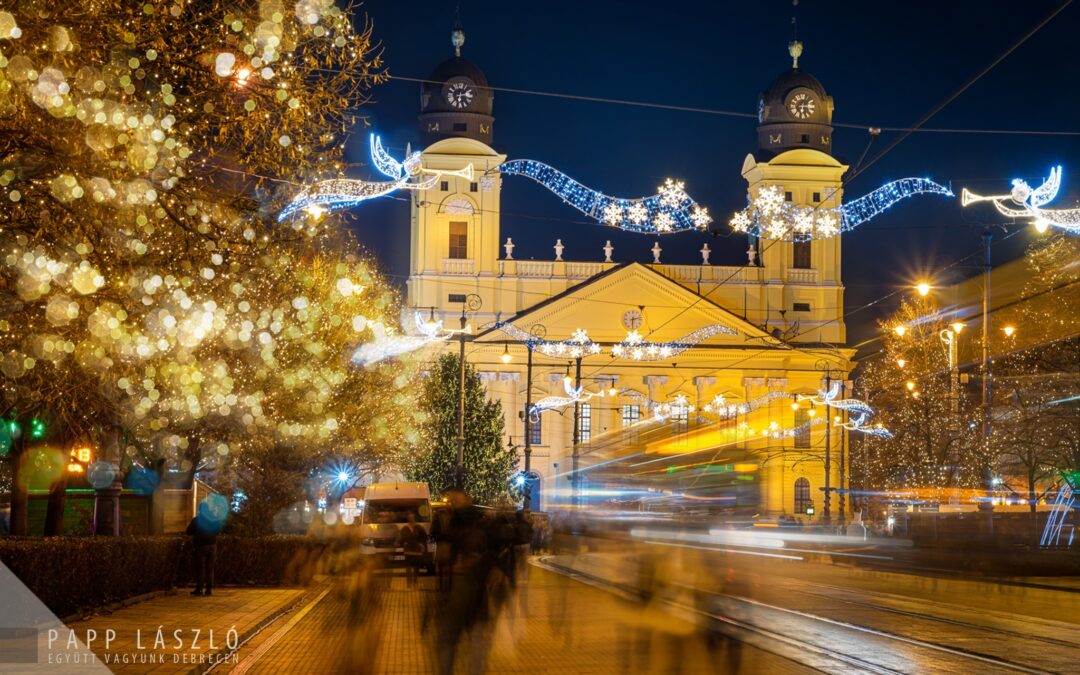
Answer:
[
  {"xmin": 894, "ymin": 325, "xmax": 907, "ymax": 337},
  {"xmin": 906, "ymin": 380, "xmax": 916, "ymax": 391},
  {"xmin": 897, "ymin": 358, "xmax": 906, "ymax": 368},
  {"xmin": 1002, "ymin": 325, "xmax": 1016, "ymax": 338},
  {"xmin": 950, "ymin": 322, "xmax": 966, "ymax": 335},
  {"xmin": 915, "ymin": 282, "xmax": 931, "ymax": 297},
  {"xmin": 501, "ymin": 344, "xmax": 512, "ymax": 364},
  {"xmin": 1033, "ymin": 219, "xmax": 1050, "ymax": 234}
]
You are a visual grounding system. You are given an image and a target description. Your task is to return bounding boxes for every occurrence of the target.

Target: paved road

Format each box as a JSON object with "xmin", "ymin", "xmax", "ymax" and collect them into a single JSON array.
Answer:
[
  {"xmin": 222, "ymin": 566, "xmax": 810, "ymax": 674},
  {"xmin": 547, "ymin": 539, "xmax": 1080, "ymax": 675}
]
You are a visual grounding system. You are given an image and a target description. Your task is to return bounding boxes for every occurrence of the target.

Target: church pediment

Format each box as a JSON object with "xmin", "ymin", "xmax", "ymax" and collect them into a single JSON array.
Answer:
[{"xmin": 474, "ymin": 263, "xmax": 779, "ymax": 358}]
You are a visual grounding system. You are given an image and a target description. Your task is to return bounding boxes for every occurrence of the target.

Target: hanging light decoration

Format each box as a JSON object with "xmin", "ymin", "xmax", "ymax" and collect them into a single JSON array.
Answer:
[
  {"xmin": 610, "ymin": 324, "xmax": 737, "ymax": 361},
  {"xmin": 730, "ymin": 179, "xmax": 952, "ymax": 241},
  {"xmin": 962, "ymin": 166, "xmax": 1080, "ymax": 234}
]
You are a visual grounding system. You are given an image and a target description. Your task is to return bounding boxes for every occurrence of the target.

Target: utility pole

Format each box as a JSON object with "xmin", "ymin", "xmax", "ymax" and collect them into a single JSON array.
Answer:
[
  {"xmin": 571, "ymin": 356, "xmax": 582, "ymax": 508},
  {"xmin": 456, "ymin": 305, "xmax": 466, "ymax": 490},
  {"xmin": 823, "ymin": 370, "xmax": 832, "ymax": 525},
  {"xmin": 980, "ymin": 229, "xmax": 995, "ymax": 530},
  {"xmin": 839, "ymin": 380, "xmax": 847, "ymax": 529},
  {"xmin": 522, "ymin": 347, "xmax": 533, "ymax": 510}
]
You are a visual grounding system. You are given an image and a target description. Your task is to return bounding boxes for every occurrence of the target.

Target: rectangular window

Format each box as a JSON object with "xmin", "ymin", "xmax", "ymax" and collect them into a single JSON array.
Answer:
[
  {"xmin": 621, "ymin": 404, "xmax": 641, "ymax": 427},
  {"xmin": 452, "ymin": 122, "xmax": 467, "ymax": 132},
  {"xmin": 812, "ymin": 192, "xmax": 821, "ymax": 203},
  {"xmin": 671, "ymin": 403, "xmax": 689, "ymax": 432},
  {"xmin": 793, "ymin": 302, "xmax": 811, "ymax": 312},
  {"xmin": 793, "ymin": 240, "xmax": 811, "ymax": 269},
  {"xmin": 448, "ymin": 293, "xmax": 466, "ymax": 303},
  {"xmin": 578, "ymin": 403, "xmax": 592, "ymax": 443},
  {"xmin": 527, "ymin": 413, "xmax": 542, "ymax": 445},
  {"xmin": 794, "ymin": 409, "xmax": 811, "ymax": 448},
  {"xmin": 448, "ymin": 221, "xmax": 468, "ymax": 259},
  {"xmin": 784, "ymin": 191, "xmax": 793, "ymax": 202},
  {"xmin": 469, "ymin": 182, "xmax": 478, "ymax": 193},
  {"xmin": 440, "ymin": 180, "xmax": 449, "ymax": 192},
  {"xmin": 800, "ymin": 134, "xmax": 810, "ymax": 144}
]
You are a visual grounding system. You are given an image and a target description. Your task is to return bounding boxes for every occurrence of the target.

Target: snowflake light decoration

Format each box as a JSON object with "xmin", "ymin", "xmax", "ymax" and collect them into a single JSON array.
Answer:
[
  {"xmin": 658, "ymin": 178, "xmax": 688, "ymax": 207},
  {"xmin": 728, "ymin": 178, "xmax": 952, "ymax": 241},
  {"xmin": 602, "ymin": 203, "xmax": 624, "ymax": 225},
  {"xmin": 654, "ymin": 211, "xmax": 675, "ymax": 232},
  {"xmin": 489, "ymin": 323, "xmax": 601, "ymax": 358},
  {"xmin": 610, "ymin": 324, "xmax": 737, "ymax": 361},
  {"xmin": 627, "ymin": 202, "xmax": 649, "ymax": 225},
  {"xmin": 690, "ymin": 206, "xmax": 712, "ymax": 228}
]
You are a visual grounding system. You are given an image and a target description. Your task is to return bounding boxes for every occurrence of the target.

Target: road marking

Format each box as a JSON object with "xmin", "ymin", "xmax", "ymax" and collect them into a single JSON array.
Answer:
[{"xmin": 227, "ymin": 587, "xmax": 331, "ymax": 675}]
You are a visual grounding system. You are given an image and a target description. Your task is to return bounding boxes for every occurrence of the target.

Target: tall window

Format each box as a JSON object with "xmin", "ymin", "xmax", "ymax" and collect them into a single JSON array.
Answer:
[
  {"xmin": 448, "ymin": 222, "xmax": 468, "ymax": 259},
  {"xmin": 527, "ymin": 412, "xmax": 542, "ymax": 445},
  {"xmin": 794, "ymin": 477, "xmax": 811, "ymax": 515},
  {"xmin": 794, "ymin": 409, "xmax": 811, "ymax": 448},
  {"xmin": 672, "ymin": 404, "xmax": 689, "ymax": 432},
  {"xmin": 793, "ymin": 240, "xmax": 811, "ymax": 269},
  {"xmin": 577, "ymin": 403, "xmax": 592, "ymax": 443},
  {"xmin": 621, "ymin": 404, "xmax": 641, "ymax": 427}
]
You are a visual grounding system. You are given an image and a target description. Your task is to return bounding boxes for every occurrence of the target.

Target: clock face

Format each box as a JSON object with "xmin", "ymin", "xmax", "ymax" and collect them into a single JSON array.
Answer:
[
  {"xmin": 788, "ymin": 92, "xmax": 816, "ymax": 119},
  {"xmin": 622, "ymin": 309, "xmax": 644, "ymax": 330},
  {"xmin": 445, "ymin": 81, "xmax": 475, "ymax": 109}
]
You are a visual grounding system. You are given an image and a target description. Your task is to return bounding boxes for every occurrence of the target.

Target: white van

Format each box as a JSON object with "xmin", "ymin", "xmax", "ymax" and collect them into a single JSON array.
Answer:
[{"xmin": 358, "ymin": 482, "xmax": 434, "ymax": 570}]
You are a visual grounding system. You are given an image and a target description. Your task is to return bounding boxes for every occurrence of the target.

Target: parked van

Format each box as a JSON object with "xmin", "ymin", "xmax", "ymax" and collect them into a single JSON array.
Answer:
[{"xmin": 358, "ymin": 482, "xmax": 434, "ymax": 570}]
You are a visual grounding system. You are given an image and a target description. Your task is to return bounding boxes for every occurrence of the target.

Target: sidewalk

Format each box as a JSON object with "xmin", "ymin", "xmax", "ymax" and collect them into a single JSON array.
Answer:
[{"xmin": 63, "ymin": 587, "xmax": 310, "ymax": 674}]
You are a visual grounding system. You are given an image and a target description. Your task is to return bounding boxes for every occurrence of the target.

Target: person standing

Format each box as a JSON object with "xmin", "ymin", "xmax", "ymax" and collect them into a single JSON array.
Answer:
[
  {"xmin": 396, "ymin": 512, "xmax": 427, "ymax": 589},
  {"xmin": 186, "ymin": 502, "xmax": 219, "ymax": 596}
]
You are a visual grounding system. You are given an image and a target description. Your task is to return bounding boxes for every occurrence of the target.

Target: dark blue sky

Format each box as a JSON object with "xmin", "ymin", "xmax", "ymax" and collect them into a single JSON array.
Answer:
[{"xmin": 346, "ymin": 0, "xmax": 1079, "ymax": 344}]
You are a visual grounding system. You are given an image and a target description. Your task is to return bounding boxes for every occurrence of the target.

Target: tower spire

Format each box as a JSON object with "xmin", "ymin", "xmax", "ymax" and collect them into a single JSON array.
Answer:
[
  {"xmin": 789, "ymin": 0, "xmax": 802, "ymax": 69},
  {"xmin": 451, "ymin": 3, "xmax": 465, "ymax": 57}
]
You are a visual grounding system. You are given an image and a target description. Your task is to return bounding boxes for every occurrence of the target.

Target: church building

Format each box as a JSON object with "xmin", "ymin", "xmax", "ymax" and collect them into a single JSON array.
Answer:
[{"xmin": 405, "ymin": 27, "xmax": 855, "ymax": 520}]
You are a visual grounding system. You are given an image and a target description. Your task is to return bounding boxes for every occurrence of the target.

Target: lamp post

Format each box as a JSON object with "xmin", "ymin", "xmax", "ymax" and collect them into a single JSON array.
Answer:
[
  {"xmin": 571, "ymin": 356, "xmax": 582, "ymax": 508},
  {"xmin": 815, "ymin": 358, "xmax": 841, "ymax": 526},
  {"xmin": 455, "ymin": 294, "xmax": 481, "ymax": 490}
]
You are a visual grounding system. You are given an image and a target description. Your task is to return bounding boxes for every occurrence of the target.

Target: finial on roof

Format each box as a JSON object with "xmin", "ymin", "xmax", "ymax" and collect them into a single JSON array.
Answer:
[
  {"xmin": 451, "ymin": 4, "xmax": 465, "ymax": 57},
  {"xmin": 788, "ymin": 40, "xmax": 803, "ymax": 69}
]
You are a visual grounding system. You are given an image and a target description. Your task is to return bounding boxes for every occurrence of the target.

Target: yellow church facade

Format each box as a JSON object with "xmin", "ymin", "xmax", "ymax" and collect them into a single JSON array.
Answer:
[{"xmin": 405, "ymin": 36, "xmax": 854, "ymax": 520}]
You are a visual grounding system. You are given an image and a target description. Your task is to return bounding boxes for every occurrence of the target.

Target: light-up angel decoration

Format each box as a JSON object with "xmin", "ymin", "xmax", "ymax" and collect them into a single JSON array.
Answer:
[
  {"xmin": 529, "ymin": 378, "xmax": 596, "ymax": 417},
  {"xmin": 730, "ymin": 178, "xmax": 953, "ymax": 241},
  {"xmin": 493, "ymin": 161, "xmax": 712, "ymax": 234},
  {"xmin": 840, "ymin": 413, "xmax": 894, "ymax": 439},
  {"xmin": 610, "ymin": 325, "xmax": 737, "ymax": 361},
  {"xmin": 351, "ymin": 311, "xmax": 469, "ymax": 367},
  {"xmin": 962, "ymin": 166, "xmax": 1079, "ymax": 234},
  {"xmin": 278, "ymin": 135, "xmax": 475, "ymax": 221},
  {"xmin": 797, "ymin": 382, "xmax": 874, "ymax": 416}
]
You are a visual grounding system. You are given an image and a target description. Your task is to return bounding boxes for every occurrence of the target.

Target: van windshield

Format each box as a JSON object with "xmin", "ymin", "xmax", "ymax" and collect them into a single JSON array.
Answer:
[{"xmin": 365, "ymin": 500, "xmax": 431, "ymax": 524}]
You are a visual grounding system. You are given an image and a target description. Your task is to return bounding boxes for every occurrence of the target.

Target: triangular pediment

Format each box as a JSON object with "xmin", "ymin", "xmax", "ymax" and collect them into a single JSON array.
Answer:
[{"xmin": 475, "ymin": 263, "xmax": 781, "ymax": 361}]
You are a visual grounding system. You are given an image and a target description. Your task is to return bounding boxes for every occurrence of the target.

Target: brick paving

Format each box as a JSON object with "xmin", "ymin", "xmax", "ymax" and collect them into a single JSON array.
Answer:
[
  {"xmin": 62, "ymin": 587, "xmax": 307, "ymax": 674},
  {"xmin": 232, "ymin": 563, "xmax": 810, "ymax": 674}
]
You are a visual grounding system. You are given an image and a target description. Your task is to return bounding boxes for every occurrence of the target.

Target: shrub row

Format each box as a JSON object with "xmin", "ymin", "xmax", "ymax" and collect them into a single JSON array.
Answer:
[{"xmin": 0, "ymin": 535, "xmax": 333, "ymax": 618}]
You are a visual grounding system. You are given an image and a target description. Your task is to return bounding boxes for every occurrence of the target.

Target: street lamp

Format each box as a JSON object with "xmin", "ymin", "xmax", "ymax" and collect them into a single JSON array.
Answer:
[
  {"xmin": 501, "ymin": 344, "xmax": 511, "ymax": 364},
  {"xmin": 1033, "ymin": 219, "xmax": 1050, "ymax": 234},
  {"xmin": 896, "ymin": 358, "xmax": 906, "ymax": 368},
  {"xmin": 915, "ymin": 282, "xmax": 932, "ymax": 297},
  {"xmin": 894, "ymin": 325, "xmax": 907, "ymax": 337},
  {"xmin": 1002, "ymin": 325, "xmax": 1016, "ymax": 338}
]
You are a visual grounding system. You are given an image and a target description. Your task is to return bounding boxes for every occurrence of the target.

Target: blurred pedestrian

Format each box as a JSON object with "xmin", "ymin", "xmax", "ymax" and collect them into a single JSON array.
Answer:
[
  {"xmin": 186, "ymin": 502, "xmax": 219, "ymax": 596},
  {"xmin": 396, "ymin": 512, "xmax": 427, "ymax": 589}
]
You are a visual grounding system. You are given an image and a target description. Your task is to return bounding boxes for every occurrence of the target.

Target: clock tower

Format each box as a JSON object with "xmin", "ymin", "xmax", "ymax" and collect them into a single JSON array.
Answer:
[
  {"xmin": 742, "ymin": 41, "xmax": 848, "ymax": 344},
  {"xmin": 418, "ymin": 22, "xmax": 495, "ymax": 146}
]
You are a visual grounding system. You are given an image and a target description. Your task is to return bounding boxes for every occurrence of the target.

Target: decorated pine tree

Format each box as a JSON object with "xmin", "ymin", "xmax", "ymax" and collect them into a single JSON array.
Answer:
[{"xmin": 405, "ymin": 353, "xmax": 517, "ymax": 505}]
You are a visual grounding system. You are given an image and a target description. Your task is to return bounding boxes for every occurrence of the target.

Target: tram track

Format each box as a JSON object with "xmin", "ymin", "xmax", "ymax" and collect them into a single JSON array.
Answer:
[{"xmin": 536, "ymin": 555, "xmax": 1062, "ymax": 674}]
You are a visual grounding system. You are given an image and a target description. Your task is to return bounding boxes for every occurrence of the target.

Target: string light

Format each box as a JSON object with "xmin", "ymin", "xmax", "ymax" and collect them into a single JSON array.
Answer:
[
  {"xmin": 494, "ymin": 160, "xmax": 712, "ymax": 234},
  {"xmin": 529, "ymin": 378, "xmax": 594, "ymax": 416},
  {"xmin": 730, "ymin": 178, "xmax": 952, "ymax": 241},
  {"xmin": 351, "ymin": 312, "xmax": 468, "ymax": 367},
  {"xmin": 610, "ymin": 325, "xmax": 737, "ymax": 361},
  {"xmin": 489, "ymin": 323, "xmax": 602, "ymax": 358},
  {"xmin": 797, "ymin": 382, "xmax": 875, "ymax": 415},
  {"xmin": 962, "ymin": 166, "xmax": 1080, "ymax": 234}
]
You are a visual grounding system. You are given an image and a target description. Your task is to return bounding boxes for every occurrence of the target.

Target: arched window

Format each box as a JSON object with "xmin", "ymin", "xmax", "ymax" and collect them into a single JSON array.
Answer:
[{"xmin": 794, "ymin": 477, "xmax": 811, "ymax": 515}]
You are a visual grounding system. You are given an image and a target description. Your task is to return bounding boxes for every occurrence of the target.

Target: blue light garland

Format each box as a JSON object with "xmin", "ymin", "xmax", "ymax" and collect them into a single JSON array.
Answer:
[
  {"xmin": 494, "ymin": 161, "xmax": 712, "ymax": 234},
  {"xmin": 730, "ymin": 178, "xmax": 953, "ymax": 241}
]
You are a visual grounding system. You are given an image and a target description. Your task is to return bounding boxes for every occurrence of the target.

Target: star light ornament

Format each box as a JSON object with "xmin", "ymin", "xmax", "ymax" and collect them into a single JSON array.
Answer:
[
  {"xmin": 610, "ymin": 324, "xmax": 737, "ymax": 361},
  {"xmin": 494, "ymin": 161, "xmax": 711, "ymax": 234},
  {"xmin": 730, "ymin": 179, "xmax": 952, "ymax": 241},
  {"xmin": 351, "ymin": 312, "xmax": 468, "ymax": 367},
  {"xmin": 961, "ymin": 166, "xmax": 1080, "ymax": 234},
  {"xmin": 488, "ymin": 323, "xmax": 602, "ymax": 358}
]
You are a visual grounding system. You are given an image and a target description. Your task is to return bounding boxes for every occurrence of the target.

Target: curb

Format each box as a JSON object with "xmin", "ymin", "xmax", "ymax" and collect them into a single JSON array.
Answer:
[
  {"xmin": 195, "ymin": 582, "xmax": 329, "ymax": 675},
  {"xmin": 62, "ymin": 588, "xmax": 177, "ymax": 625}
]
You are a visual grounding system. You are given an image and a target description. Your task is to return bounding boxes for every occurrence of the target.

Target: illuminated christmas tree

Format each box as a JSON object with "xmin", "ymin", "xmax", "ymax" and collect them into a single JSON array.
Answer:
[{"xmin": 0, "ymin": 2, "xmax": 422, "ymax": 533}]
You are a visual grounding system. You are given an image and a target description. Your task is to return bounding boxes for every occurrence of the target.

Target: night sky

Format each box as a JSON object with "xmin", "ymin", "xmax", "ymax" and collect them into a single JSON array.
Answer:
[{"xmin": 344, "ymin": 0, "xmax": 1079, "ymax": 346}]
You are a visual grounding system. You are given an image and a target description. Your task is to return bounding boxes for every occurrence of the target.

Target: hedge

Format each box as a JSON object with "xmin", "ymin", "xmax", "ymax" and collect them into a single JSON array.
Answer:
[{"xmin": 0, "ymin": 535, "xmax": 334, "ymax": 619}]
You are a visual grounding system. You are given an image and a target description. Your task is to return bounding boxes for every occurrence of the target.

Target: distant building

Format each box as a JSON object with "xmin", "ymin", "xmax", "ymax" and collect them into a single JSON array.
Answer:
[{"xmin": 406, "ymin": 29, "xmax": 856, "ymax": 519}]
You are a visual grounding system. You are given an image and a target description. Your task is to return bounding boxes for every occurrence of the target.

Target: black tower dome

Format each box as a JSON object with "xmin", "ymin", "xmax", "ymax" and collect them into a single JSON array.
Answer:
[
  {"xmin": 418, "ymin": 23, "xmax": 494, "ymax": 146},
  {"xmin": 756, "ymin": 41, "xmax": 834, "ymax": 156}
]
